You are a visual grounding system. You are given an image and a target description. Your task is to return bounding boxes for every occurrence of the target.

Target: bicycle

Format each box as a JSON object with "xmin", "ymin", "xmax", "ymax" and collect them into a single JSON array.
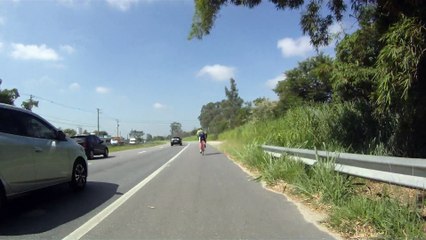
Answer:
[{"xmin": 199, "ymin": 140, "xmax": 206, "ymax": 155}]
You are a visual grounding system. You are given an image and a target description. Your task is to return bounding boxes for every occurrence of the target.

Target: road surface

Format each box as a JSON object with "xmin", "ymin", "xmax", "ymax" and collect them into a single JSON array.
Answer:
[{"xmin": 0, "ymin": 142, "xmax": 338, "ymax": 240}]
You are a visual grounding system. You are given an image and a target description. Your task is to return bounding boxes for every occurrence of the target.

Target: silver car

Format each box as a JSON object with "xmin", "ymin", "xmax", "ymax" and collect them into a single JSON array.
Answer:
[{"xmin": 0, "ymin": 103, "xmax": 88, "ymax": 209}]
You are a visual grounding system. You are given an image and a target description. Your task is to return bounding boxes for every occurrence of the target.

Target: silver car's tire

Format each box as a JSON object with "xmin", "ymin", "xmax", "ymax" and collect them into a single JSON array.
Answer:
[{"xmin": 70, "ymin": 159, "xmax": 87, "ymax": 191}]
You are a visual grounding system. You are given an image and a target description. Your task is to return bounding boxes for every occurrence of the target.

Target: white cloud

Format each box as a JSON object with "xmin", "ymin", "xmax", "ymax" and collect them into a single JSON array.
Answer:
[
  {"xmin": 197, "ymin": 64, "xmax": 235, "ymax": 81},
  {"xmin": 96, "ymin": 86, "xmax": 111, "ymax": 94},
  {"xmin": 0, "ymin": 42, "xmax": 3, "ymax": 52},
  {"xmin": 10, "ymin": 43, "xmax": 59, "ymax": 61},
  {"xmin": 60, "ymin": 44, "xmax": 75, "ymax": 54},
  {"xmin": 266, "ymin": 75, "xmax": 286, "ymax": 89},
  {"xmin": 69, "ymin": 82, "xmax": 80, "ymax": 91},
  {"xmin": 153, "ymin": 102, "xmax": 165, "ymax": 109},
  {"xmin": 277, "ymin": 36, "xmax": 313, "ymax": 57},
  {"xmin": 106, "ymin": 0, "xmax": 139, "ymax": 11},
  {"xmin": 329, "ymin": 22, "xmax": 343, "ymax": 35}
]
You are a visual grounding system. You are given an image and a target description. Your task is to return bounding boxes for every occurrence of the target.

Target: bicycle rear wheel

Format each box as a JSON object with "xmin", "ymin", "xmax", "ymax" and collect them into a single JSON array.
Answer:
[{"xmin": 200, "ymin": 141, "xmax": 205, "ymax": 155}]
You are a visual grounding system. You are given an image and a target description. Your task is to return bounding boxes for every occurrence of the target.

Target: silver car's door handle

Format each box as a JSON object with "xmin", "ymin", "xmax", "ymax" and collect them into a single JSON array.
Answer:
[{"xmin": 34, "ymin": 147, "xmax": 43, "ymax": 153}]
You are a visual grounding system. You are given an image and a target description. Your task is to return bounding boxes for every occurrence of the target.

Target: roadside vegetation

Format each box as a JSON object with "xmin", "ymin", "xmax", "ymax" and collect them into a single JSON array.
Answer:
[
  {"xmin": 193, "ymin": 4, "xmax": 426, "ymax": 236},
  {"xmin": 2, "ymin": 1, "xmax": 425, "ymax": 238},
  {"xmin": 219, "ymin": 108, "xmax": 426, "ymax": 239}
]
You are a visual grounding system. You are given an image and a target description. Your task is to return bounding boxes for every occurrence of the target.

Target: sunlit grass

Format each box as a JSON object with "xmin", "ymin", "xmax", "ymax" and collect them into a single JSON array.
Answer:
[
  {"xmin": 216, "ymin": 102, "xmax": 425, "ymax": 239},
  {"xmin": 329, "ymin": 196, "xmax": 424, "ymax": 239}
]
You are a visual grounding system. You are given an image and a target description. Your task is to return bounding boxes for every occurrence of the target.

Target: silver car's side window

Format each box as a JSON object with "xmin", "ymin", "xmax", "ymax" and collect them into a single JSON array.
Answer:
[
  {"xmin": 19, "ymin": 113, "xmax": 56, "ymax": 139},
  {"xmin": 0, "ymin": 108, "xmax": 26, "ymax": 136}
]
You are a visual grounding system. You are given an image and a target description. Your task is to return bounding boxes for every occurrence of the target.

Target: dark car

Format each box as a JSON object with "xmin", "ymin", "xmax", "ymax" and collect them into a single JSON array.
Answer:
[
  {"xmin": 170, "ymin": 137, "xmax": 182, "ymax": 146},
  {"xmin": 71, "ymin": 135, "xmax": 109, "ymax": 159}
]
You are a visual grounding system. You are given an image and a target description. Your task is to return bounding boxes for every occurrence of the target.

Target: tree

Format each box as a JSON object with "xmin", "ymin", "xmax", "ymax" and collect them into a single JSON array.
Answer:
[
  {"xmin": 198, "ymin": 79, "xmax": 248, "ymax": 135},
  {"xmin": 146, "ymin": 134, "xmax": 153, "ymax": 142},
  {"xmin": 189, "ymin": 0, "xmax": 347, "ymax": 47},
  {"xmin": 274, "ymin": 54, "xmax": 334, "ymax": 113},
  {"xmin": 170, "ymin": 122, "xmax": 183, "ymax": 137},
  {"xmin": 189, "ymin": 0, "xmax": 426, "ymax": 48},
  {"xmin": 223, "ymin": 78, "xmax": 245, "ymax": 129},
  {"xmin": 21, "ymin": 95, "xmax": 39, "ymax": 111},
  {"xmin": 199, "ymin": 101, "xmax": 222, "ymax": 130},
  {"xmin": 331, "ymin": 6, "xmax": 380, "ymax": 103},
  {"xmin": 63, "ymin": 128, "xmax": 77, "ymax": 137},
  {"xmin": 129, "ymin": 130, "xmax": 145, "ymax": 142},
  {"xmin": 373, "ymin": 16, "xmax": 426, "ymax": 157},
  {"xmin": 250, "ymin": 98, "xmax": 278, "ymax": 122},
  {"xmin": 0, "ymin": 79, "xmax": 20, "ymax": 105}
]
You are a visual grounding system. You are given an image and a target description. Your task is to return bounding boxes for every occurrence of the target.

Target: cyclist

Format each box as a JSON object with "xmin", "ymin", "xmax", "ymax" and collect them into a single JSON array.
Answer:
[{"xmin": 196, "ymin": 128, "xmax": 207, "ymax": 153}]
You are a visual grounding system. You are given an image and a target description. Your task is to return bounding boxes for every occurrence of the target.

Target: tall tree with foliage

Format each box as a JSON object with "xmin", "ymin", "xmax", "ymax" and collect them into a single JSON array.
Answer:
[
  {"xmin": 129, "ymin": 129, "xmax": 145, "ymax": 142},
  {"xmin": 198, "ymin": 101, "xmax": 228, "ymax": 136},
  {"xmin": 189, "ymin": 0, "xmax": 426, "ymax": 48},
  {"xmin": 189, "ymin": 0, "xmax": 348, "ymax": 47},
  {"xmin": 274, "ymin": 54, "xmax": 334, "ymax": 113},
  {"xmin": 198, "ymin": 79, "xmax": 247, "ymax": 135},
  {"xmin": 21, "ymin": 95, "xmax": 39, "ymax": 111},
  {"xmin": 250, "ymin": 98, "xmax": 278, "ymax": 122},
  {"xmin": 170, "ymin": 122, "xmax": 183, "ymax": 137},
  {"xmin": 0, "ymin": 79, "xmax": 20, "ymax": 105},
  {"xmin": 223, "ymin": 78, "xmax": 245, "ymax": 129},
  {"xmin": 331, "ymin": 6, "xmax": 380, "ymax": 103},
  {"xmin": 63, "ymin": 128, "xmax": 77, "ymax": 137},
  {"xmin": 374, "ymin": 16, "xmax": 426, "ymax": 157},
  {"xmin": 146, "ymin": 134, "xmax": 153, "ymax": 142}
]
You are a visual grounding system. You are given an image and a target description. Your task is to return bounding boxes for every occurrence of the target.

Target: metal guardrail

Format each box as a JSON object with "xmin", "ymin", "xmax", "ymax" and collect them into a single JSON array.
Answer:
[{"xmin": 262, "ymin": 145, "xmax": 426, "ymax": 190}]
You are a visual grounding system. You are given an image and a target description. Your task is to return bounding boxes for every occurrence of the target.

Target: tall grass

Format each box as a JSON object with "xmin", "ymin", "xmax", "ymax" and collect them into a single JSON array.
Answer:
[
  {"xmin": 329, "ymin": 196, "xmax": 424, "ymax": 239},
  {"xmin": 218, "ymin": 102, "xmax": 424, "ymax": 239},
  {"xmin": 221, "ymin": 102, "xmax": 389, "ymax": 155},
  {"xmin": 294, "ymin": 159, "xmax": 355, "ymax": 206}
]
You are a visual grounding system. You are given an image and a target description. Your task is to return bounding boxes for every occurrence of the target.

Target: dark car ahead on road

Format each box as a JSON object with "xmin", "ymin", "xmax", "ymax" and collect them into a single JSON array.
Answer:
[
  {"xmin": 170, "ymin": 136, "xmax": 182, "ymax": 146},
  {"xmin": 71, "ymin": 135, "xmax": 109, "ymax": 159}
]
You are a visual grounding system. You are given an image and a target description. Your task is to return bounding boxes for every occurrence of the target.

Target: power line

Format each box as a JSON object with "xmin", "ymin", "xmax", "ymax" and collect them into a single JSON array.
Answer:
[{"xmin": 21, "ymin": 93, "xmax": 94, "ymax": 114}]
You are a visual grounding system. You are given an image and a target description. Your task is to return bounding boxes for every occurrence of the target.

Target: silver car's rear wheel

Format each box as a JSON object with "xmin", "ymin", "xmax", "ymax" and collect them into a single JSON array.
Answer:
[{"xmin": 70, "ymin": 160, "xmax": 87, "ymax": 191}]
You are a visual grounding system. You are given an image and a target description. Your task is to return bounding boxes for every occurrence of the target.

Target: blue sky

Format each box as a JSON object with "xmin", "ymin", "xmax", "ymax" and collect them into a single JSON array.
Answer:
[{"xmin": 0, "ymin": 0, "xmax": 353, "ymax": 137}]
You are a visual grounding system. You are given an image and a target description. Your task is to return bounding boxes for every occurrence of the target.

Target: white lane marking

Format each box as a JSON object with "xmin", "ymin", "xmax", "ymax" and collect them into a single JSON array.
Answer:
[
  {"xmin": 63, "ymin": 144, "xmax": 190, "ymax": 240},
  {"xmin": 138, "ymin": 151, "xmax": 147, "ymax": 154}
]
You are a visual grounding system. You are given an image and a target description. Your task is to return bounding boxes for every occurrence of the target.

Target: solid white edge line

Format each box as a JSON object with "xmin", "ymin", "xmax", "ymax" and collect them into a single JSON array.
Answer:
[{"xmin": 63, "ymin": 144, "xmax": 190, "ymax": 240}]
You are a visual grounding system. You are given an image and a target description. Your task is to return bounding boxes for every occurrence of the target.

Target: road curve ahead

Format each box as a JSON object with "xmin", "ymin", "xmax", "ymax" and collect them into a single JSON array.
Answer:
[{"xmin": 73, "ymin": 142, "xmax": 338, "ymax": 240}]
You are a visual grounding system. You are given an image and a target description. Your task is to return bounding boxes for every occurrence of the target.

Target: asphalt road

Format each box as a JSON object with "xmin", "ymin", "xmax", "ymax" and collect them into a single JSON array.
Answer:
[{"xmin": 0, "ymin": 142, "xmax": 338, "ymax": 240}]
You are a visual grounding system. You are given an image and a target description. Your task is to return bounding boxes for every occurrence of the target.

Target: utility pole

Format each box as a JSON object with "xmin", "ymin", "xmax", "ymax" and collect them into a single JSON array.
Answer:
[
  {"xmin": 97, "ymin": 108, "xmax": 100, "ymax": 135},
  {"xmin": 116, "ymin": 119, "xmax": 119, "ymax": 137}
]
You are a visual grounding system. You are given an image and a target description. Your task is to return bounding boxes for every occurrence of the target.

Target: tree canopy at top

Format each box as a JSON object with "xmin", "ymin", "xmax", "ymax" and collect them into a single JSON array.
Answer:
[{"xmin": 189, "ymin": 0, "xmax": 426, "ymax": 48}]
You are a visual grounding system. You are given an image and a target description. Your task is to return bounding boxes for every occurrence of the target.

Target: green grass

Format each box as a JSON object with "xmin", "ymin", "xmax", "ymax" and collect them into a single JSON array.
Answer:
[
  {"xmin": 183, "ymin": 136, "xmax": 198, "ymax": 141},
  {"xmin": 329, "ymin": 196, "xmax": 424, "ymax": 239},
  {"xmin": 108, "ymin": 141, "xmax": 167, "ymax": 152},
  {"xmin": 217, "ymin": 102, "xmax": 425, "ymax": 239}
]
